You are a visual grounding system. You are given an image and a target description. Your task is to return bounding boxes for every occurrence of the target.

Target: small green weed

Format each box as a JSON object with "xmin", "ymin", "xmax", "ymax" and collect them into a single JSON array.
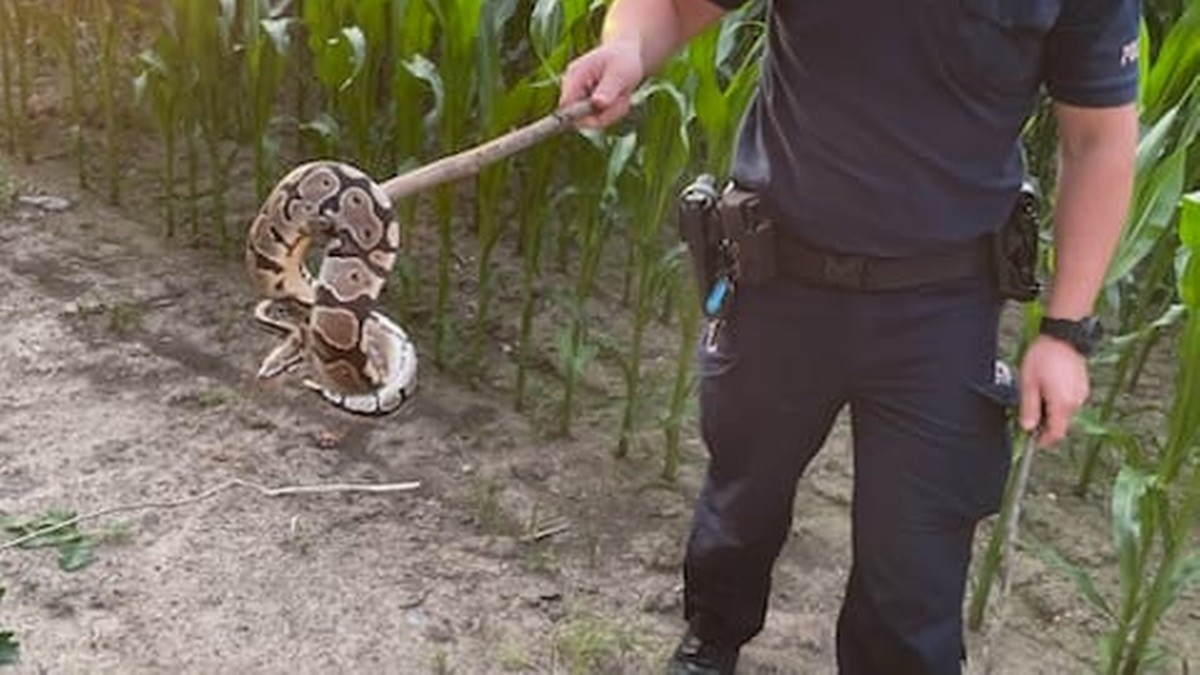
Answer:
[
  {"xmin": 196, "ymin": 387, "xmax": 235, "ymax": 408},
  {"xmin": 554, "ymin": 613, "xmax": 647, "ymax": 675},
  {"xmin": 0, "ymin": 171, "xmax": 14, "ymax": 212},
  {"xmin": 521, "ymin": 542, "xmax": 559, "ymax": 576},
  {"xmin": 470, "ymin": 477, "xmax": 507, "ymax": 535},
  {"xmin": 2, "ymin": 510, "xmax": 100, "ymax": 572},
  {"xmin": 429, "ymin": 647, "xmax": 451, "ymax": 674},
  {"xmin": 0, "ymin": 586, "xmax": 18, "ymax": 666},
  {"xmin": 106, "ymin": 301, "xmax": 145, "ymax": 335},
  {"xmin": 498, "ymin": 642, "xmax": 533, "ymax": 672}
]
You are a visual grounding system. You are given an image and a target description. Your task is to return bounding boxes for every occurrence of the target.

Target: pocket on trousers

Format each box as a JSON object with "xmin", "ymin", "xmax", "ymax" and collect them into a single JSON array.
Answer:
[{"xmin": 966, "ymin": 363, "xmax": 1019, "ymax": 518}]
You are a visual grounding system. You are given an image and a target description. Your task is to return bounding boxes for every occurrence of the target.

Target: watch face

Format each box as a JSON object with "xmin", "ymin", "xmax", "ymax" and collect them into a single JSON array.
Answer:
[{"xmin": 1080, "ymin": 316, "xmax": 1104, "ymax": 353}]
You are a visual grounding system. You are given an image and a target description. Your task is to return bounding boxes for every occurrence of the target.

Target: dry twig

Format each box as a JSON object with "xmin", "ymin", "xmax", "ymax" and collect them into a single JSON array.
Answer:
[{"xmin": 0, "ymin": 478, "xmax": 420, "ymax": 553}]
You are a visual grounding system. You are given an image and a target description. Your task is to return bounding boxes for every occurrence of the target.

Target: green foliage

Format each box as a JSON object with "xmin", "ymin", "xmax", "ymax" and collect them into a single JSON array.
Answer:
[
  {"xmin": 553, "ymin": 613, "xmax": 647, "ymax": 675},
  {"xmin": 971, "ymin": 8, "xmax": 1200, "ymax": 666},
  {"xmin": 0, "ymin": 586, "xmax": 16, "ymax": 666},
  {"xmin": 2, "ymin": 511, "xmax": 99, "ymax": 572},
  {"xmin": 0, "ymin": 167, "xmax": 14, "ymax": 211}
]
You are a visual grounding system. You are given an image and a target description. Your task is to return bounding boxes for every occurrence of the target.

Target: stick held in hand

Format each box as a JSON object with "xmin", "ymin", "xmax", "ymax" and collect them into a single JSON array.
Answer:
[{"xmin": 381, "ymin": 101, "xmax": 595, "ymax": 202}]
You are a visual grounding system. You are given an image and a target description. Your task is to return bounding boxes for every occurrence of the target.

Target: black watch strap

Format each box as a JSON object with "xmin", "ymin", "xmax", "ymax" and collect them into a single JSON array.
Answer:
[{"xmin": 1039, "ymin": 316, "xmax": 1103, "ymax": 356}]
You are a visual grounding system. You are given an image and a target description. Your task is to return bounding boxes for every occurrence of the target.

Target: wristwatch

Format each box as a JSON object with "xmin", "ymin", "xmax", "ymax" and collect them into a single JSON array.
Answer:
[{"xmin": 1039, "ymin": 315, "xmax": 1104, "ymax": 357}]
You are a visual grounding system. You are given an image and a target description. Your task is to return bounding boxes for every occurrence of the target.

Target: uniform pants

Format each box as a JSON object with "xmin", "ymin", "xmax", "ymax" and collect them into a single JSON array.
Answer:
[{"xmin": 684, "ymin": 275, "xmax": 1013, "ymax": 674}]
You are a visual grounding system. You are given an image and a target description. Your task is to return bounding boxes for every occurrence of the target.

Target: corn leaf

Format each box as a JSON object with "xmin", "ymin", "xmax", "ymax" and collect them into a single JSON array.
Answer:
[
  {"xmin": 1107, "ymin": 143, "xmax": 1186, "ymax": 286},
  {"xmin": 1181, "ymin": 192, "xmax": 1200, "ymax": 307},
  {"xmin": 1143, "ymin": 1, "xmax": 1200, "ymax": 118},
  {"xmin": 1111, "ymin": 465, "xmax": 1153, "ymax": 596},
  {"xmin": 401, "ymin": 54, "xmax": 444, "ymax": 143},
  {"xmin": 1037, "ymin": 544, "xmax": 1116, "ymax": 620},
  {"xmin": 1165, "ymin": 550, "xmax": 1200, "ymax": 611}
]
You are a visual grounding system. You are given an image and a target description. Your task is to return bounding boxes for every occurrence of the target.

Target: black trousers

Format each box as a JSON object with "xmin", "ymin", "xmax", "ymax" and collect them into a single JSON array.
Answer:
[{"xmin": 684, "ymin": 275, "xmax": 1013, "ymax": 674}]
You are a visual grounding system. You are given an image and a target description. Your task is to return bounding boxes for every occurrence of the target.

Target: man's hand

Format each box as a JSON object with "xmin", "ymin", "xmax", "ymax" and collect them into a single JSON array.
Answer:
[
  {"xmin": 1018, "ymin": 335, "xmax": 1090, "ymax": 447},
  {"xmin": 559, "ymin": 38, "xmax": 645, "ymax": 129},
  {"xmin": 558, "ymin": 0, "xmax": 728, "ymax": 129}
]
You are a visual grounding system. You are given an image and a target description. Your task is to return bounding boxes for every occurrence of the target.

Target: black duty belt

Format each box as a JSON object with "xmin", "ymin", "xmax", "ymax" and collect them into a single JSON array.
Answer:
[{"xmin": 775, "ymin": 234, "xmax": 994, "ymax": 292}]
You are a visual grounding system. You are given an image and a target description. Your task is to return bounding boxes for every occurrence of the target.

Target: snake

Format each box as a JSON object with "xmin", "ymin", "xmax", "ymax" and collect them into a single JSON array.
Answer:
[{"xmin": 245, "ymin": 161, "xmax": 417, "ymax": 415}]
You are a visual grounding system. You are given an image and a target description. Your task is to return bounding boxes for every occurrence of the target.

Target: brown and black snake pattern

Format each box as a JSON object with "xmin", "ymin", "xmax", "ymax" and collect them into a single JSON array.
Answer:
[{"xmin": 246, "ymin": 161, "xmax": 417, "ymax": 415}]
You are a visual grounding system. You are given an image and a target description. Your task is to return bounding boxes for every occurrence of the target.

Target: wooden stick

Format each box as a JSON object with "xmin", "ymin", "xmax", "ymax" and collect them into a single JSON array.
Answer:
[
  {"xmin": 380, "ymin": 100, "xmax": 594, "ymax": 202},
  {"xmin": 981, "ymin": 431, "xmax": 1040, "ymax": 674},
  {"xmin": 0, "ymin": 478, "xmax": 420, "ymax": 553}
]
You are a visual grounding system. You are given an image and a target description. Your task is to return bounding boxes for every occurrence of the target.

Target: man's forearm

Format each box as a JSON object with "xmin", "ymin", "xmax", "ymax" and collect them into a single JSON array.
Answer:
[
  {"xmin": 601, "ymin": 0, "xmax": 727, "ymax": 74},
  {"xmin": 1046, "ymin": 102, "xmax": 1138, "ymax": 319}
]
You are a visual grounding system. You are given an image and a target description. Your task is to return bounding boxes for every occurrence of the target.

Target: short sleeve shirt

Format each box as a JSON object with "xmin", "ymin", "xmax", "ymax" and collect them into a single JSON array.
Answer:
[{"xmin": 709, "ymin": 0, "xmax": 1139, "ymax": 256}]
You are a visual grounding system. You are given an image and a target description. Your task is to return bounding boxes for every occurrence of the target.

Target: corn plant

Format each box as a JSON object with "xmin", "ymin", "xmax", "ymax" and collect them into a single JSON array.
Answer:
[
  {"xmin": 557, "ymin": 130, "xmax": 637, "ymax": 437},
  {"xmin": 468, "ymin": 0, "xmax": 520, "ymax": 372},
  {"xmin": 135, "ymin": 6, "xmax": 188, "ymax": 238},
  {"xmin": 302, "ymin": 0, "xmax": 395, "ymax": 172},
  {"xmin": 243, "ymin": 2, "xmax": 293, "ymax": 202},
  {"xmin": 514, "ymin": 0, "xmax": 599, "ymax": 410},
  {"xmin": 1, "ymin": 0, "xmax": 35, "ymax": 163},
  {"xmin": 95, "ymin": 0, "xmax": 124, "ymax": 204},
  {"xmin": 970, "ymin": 9, "xmax": 1200, "ymax": 633},
  {"xmin": 391, "ymin": 52, "xmax": 442, "ymax": 321},
  {"xmin": 388, "ymin": 0, "xmax": 438, "ymax": 319},
  {"xmin": 614, "ymin": 83, "xmax": 692, "ymax": 457},
  {"xmin": 43, "ymin": 1, "xmax": 89, "ymax": 188},
  {"xmin": 1075, "ymin": 7, "xmax": 1200, "ymax": 496},
  {"xmin": 427, "ymin": 0, "xmax": 487, "ymax": 367},
  {"xmin": 1040, "ymin": 192, "xmax": 1200, "ymax": 674},
  {"xmin": 147, "ymin": 0, "xmax": 241, "ymax": 245},
  {"xmin": 0, "ymin": 0, "xmax": 13, "ymax": 156}
]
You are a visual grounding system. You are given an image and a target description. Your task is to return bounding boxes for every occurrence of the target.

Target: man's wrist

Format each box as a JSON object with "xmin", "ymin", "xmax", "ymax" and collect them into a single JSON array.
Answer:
[{"xmin": 1039, "ymin": 315, "xmax": 1104, "ymax": 357}]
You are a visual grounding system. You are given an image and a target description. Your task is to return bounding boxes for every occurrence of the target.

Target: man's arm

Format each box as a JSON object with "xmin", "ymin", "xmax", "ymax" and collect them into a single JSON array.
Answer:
[
  {"xmin": 1043, "ymin": 102, "xmax": 1138, "ymax": 319},
  {"xmin": 559, "ymin": 0, "xmax": 730, "ymax": 128},
  {"xmin": 1019, "ymin": 102, "xmax": 1138, "ymax": 446}
]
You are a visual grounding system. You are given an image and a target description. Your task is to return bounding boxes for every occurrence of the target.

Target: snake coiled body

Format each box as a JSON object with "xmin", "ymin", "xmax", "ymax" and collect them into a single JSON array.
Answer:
[{"xmin": 246, "ymin": 161, "xmax": 417, "ymax": 415}]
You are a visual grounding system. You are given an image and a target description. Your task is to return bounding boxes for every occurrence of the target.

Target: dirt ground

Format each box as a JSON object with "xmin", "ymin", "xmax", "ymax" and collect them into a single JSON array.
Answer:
[{"xmin": 0, "ymin": 126, "xmax": 1197, "ymax": 674}]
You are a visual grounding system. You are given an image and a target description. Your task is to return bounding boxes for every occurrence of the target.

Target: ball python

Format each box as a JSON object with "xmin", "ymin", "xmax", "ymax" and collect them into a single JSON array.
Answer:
[
  {"xmin": 246, "ymin": 161, "xmax": 417, "ymax": 415},
  {"xmin": 245, "ymin": 102, "xmax": 592, "ymax": 415}
]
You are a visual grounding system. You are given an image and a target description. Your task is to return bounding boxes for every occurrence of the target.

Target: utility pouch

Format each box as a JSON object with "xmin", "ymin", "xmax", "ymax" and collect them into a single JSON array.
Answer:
[
  {"xmin": 678, "ymin": 175, "xmax": 724, "ymax": 309},
  {"xmin": 993, "ymin": 179, "xmax": 1042, "ymax": 302},
  {"xmin": 718, "ymin": 185, "xmax": 777, "ymax": 286}
]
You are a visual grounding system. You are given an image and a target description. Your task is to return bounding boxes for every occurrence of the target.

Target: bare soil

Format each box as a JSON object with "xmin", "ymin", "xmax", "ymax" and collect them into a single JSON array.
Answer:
[{"xmin": 0, "ymin": 115, "xmax": 1196, "ymax": 675}]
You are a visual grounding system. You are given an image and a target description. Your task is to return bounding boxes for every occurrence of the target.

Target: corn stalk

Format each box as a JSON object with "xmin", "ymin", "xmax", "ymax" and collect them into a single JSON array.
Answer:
[
  {"xmin": 0, "ymin": 0, "xmax": 14, "ymax": 157},
  {"xmin": 615, "ymin": 83, "xmax": 692, "ymax": 457},
  {"xmin": 1075, "ymin": 7, "xmax": 1200, "ymax": 496},
  {"xmin": 468, "ymin": 0, "xmax": 519, "ymax": 373},
  {"xmin": 244, "ymin": 2, "xmax": 293, "ymax": 202},
  {"xmin": 389, "ymin": 0, "xmax": 438, "ymax": 320},
  {"xmin": 557, "ymin": 131, "xmax": 636, "ymax": 437},
  {"xmin": 426, "ymin": 0, "xmax": 486, "ymax": 368},
  {"xmin": 5, "ymin": 0, "xmax": 34, "ymax": 163},
  {"xmin": 513, "ymin": 0, "xmax": 598, "ymax": 410},
  {"xmin": 45, "ymin": 1, "xmax": 89, "ymax": 188}
]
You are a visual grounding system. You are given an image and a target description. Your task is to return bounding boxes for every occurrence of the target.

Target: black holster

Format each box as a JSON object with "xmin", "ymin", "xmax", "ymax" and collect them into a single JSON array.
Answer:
[
  {"xmin": 677, "ymin": 174, "xmax": 724, "ymax": 298},
  {"xmin": 993, "ymin": 179, "xmax": 1043, "ymax": 302},
  {"xmin": 678, "ymin": 176, "xmax": 780, "ymax": 318},
  {"xmin": 717, "ymin": 185, "xmax": 776, "ymax": 286}
]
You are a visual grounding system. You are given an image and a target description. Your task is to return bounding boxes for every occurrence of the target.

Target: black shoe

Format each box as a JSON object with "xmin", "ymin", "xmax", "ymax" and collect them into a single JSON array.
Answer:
[{"xmin": 666, "ymin": 631, "xmax": 739, "ymax": 675}]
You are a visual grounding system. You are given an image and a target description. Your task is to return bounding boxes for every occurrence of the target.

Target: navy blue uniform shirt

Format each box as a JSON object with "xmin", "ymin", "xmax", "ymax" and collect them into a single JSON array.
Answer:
[{"xmin": 710, "ymin": 0, "xmax": 1139, "ymax": 256}]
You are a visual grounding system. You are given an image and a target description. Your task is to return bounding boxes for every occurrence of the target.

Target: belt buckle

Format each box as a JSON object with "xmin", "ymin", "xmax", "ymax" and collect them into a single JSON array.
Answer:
[{"xmin": 822, "ymin": 254, "xmax": 867, "ymax": 290}]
